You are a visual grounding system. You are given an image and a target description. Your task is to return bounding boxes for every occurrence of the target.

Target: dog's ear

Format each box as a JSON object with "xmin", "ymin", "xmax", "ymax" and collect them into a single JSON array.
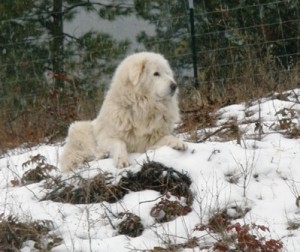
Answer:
[{"xmin": 129, "ymin": 60, "xmax": 146, "ymax": 86}]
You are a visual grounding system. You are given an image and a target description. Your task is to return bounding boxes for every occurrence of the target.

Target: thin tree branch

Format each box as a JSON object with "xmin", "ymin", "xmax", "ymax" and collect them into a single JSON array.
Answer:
[{"xmin": 63, "ymin": 2, "xmax": 133, "ymax": 16}]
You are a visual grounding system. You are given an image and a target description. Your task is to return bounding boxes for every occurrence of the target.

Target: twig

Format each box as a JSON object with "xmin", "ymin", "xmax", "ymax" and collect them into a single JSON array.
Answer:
[
  {"xmin": 197, "ymin": 125, "xmax": 230, "ymax": 143},
  {"xmin": 198, "ymin": 124, "xmax": 240, "ymax": 143}
]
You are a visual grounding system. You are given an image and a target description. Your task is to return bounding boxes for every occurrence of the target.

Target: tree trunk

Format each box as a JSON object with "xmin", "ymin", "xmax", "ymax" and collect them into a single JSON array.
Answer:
[{"xmin": 52, "ymin": 0, "xmax": 64, "ymax": 90}]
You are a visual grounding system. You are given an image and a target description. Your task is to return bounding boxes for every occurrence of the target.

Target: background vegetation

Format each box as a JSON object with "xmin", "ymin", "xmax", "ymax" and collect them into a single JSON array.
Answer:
[{"xmin": 0, "ymin": 0, "xmax": 299, "ymax": 151}]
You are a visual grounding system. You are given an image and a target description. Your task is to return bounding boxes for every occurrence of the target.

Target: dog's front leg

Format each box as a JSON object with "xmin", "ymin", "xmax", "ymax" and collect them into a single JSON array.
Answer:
[{"xmin": 111, "ymin": 139, "xmax": 130, "ymax": 168}]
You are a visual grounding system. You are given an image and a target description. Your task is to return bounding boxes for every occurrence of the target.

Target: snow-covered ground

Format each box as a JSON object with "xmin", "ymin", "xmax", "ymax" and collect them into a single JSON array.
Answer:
[{"xmin": 1, "ymin": 89, "xmax": 300, "ymax": 251}]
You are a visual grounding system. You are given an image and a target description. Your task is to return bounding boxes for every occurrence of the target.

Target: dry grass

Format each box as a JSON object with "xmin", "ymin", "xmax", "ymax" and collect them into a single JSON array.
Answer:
[
  {"xmin": 0, "ymin": 88, "xmax": 104, "ymax": 154},
  {"xmin": 178, "ymin": 62, "xmax": 300, "ymax": 138},
  {"xmin": 0, "ymin": 214, "xmax": 62, "ymax": 251},
  {"xmin": 1, "ymin": 60, "xmax": 300, "ymax": 153},
  {"xmin": 195, "ymin": 209, "xmax": 283, "ymax": 252},
  {"xmin": 41, "ymin": 160, "xmax": 192, "ymax": 205}
]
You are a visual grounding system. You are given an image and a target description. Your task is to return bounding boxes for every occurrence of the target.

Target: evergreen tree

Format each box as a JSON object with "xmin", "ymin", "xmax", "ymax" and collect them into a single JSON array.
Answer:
[
  {"xmin": 0, "ymin": 0, "xmax": 132, "ymax": 97},
  {"xmin": 134, "ymin": 0, "xmax": 300, "ymax": 85},
  {"xmin": 0, "ymin": 0, "xmax": 132, "ymax": 144}
]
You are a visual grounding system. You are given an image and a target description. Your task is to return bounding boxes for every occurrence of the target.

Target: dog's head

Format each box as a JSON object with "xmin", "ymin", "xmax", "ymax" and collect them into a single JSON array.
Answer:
[{"xmin": 116, "ymin": 52, "xmax": 178, "ymax": 99}]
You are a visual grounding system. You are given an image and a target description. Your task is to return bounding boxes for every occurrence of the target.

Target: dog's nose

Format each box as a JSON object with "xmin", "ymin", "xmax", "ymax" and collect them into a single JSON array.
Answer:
[{"xmin": 170, "ymin": 83, "xmax": 177, "ymax": 93}]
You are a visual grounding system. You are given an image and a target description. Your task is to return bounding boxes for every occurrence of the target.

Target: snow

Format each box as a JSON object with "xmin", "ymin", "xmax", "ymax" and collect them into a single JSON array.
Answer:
[{"xmin": 1, "ymin": 89, "xmax": 300, "ymax": 251}]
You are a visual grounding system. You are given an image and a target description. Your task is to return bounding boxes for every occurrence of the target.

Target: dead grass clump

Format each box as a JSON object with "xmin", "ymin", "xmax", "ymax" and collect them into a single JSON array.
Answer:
[
  {"xmin": 150, "ymin": 198, "xmax": 191, "ymax": 223},
  {"xmin": 42, "ymin": 161, "xmax": 193, "ymax": 207},
  {"xmin": 42, "ymin": 173, "xmax": 126, "ymax": 204},
  {"xmin": 117, "ymin": 212, "xmax": 144, "ymax": 237},
  {"xmin": 195, "ymin": 208, "xmax": 282, "ymax": 252},
  {"xmin": 21, "ymin": 154, "xmax": 57, "ymax": 185},
  {"xmin": 0, "ymin": 214, "xmax": 62, "ymax": 251},
  {"xmin": 120, "ymin": 161, "xmax": 193, "ymax": 204},
  {"xmin": 216, "ymin": 223, "xmax": 283, "ymax": 252},
  {"xmin": 285, "ymin": 127, "xmax": 300, "ymax": 139},
  {"xmin": 196, "ymin": 211, "xmax": 231, "ymax": 234},
  {"xmin": 196, "ymin": 204, "xmax": 251, "ymax": 234},
  {"xmin": 287, "ymin": 220, "xmax": 300, "ymax": 230}
]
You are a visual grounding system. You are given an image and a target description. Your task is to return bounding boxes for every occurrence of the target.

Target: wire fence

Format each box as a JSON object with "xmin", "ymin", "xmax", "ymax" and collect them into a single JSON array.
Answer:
[
  {"xmin": 0, "ymin": 0, "xmax": 300, "ymax": 147},
  {"xmin": 194, "ymin": 1, "xmax": 299, "ymax": 86}
]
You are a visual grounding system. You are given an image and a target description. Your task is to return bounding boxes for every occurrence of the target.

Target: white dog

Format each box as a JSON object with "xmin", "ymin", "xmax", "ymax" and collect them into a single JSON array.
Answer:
[{"xmin": 60, "ymin": 52, "xmax": 187, "ymax": 172}]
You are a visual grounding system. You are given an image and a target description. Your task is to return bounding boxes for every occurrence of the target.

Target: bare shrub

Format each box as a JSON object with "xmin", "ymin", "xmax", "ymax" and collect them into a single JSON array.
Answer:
[
  {"xmin": 21, "ymin": 154, "xmax": 57, "ymax": 185},
  {"xmin": 0, "ymin": 214, "xmax": 62, "ymax": 251},
  {"xmin": 195, "ymin": 210, "xmax": 283, "ymax": 252},
  {"xmin": 150, "ymin": 197, "xmax": 191, "ymax": 223}
]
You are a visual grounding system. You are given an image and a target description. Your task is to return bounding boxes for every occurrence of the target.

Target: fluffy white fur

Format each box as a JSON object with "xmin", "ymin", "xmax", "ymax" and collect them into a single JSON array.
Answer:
[
  {"xmin": 59, "ymin": 121, "xmax": 108, "ymax": 172},
  {"xmin": 60, "ymin": 52, "xmax": 187, "ymax": 172}
]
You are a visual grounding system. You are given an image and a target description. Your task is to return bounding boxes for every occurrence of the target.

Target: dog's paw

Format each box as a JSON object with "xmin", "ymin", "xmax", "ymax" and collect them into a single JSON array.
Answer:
[
  {"xmin": 115, "ymin": 156, "xmax": 130, "ymax": 168},
  {"xmin": 97, "ymin": 152, "xmax": 109, "ymax": 159},
  {"xmin": 95, "ymin": 147, "xmax": 109, "ymax": 160},
  {"xmin": 169, "ymin": 139, "xmax": 188, "ymax": 151}
]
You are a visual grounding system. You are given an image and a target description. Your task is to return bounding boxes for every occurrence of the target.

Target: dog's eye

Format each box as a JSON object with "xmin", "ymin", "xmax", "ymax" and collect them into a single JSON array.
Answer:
[{"xmin": 153, "ymin": 72, "xmax": 160, "ymax": 76}]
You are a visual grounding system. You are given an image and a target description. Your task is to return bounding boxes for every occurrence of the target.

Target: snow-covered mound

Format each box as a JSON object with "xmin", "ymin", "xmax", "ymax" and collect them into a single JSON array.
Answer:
[{"xmin": 1, "ymin": 89, "xmax": 300, "ymax": 251}]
